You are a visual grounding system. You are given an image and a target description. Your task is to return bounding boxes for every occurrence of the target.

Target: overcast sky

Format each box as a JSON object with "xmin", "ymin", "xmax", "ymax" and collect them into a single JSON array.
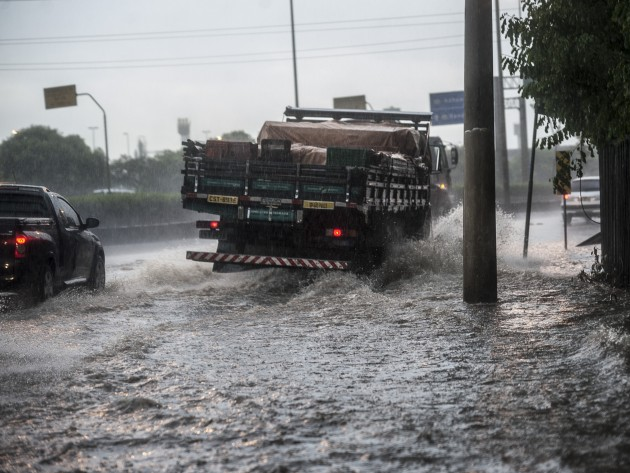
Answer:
[{"xmin": 0, "ymin": 0, "xmax": 525, "ymax": 160}]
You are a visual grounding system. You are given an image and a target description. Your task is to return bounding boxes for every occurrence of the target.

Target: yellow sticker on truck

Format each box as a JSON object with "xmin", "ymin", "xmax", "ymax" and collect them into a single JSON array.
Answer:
[
  {"xmin": 303, "ymin": 200, "xmax": 334, "ymax": 210},
  {"xmin": 207, "ymin": 194, "xmax": 239, "ymax": 205}
]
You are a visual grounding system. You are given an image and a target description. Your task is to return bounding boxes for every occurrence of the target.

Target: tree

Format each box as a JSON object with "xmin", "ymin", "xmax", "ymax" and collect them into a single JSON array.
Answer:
[
  {"xmin": 502, "ymin": 0, "xmax": 630, "ymax": 286},
  {"xmin": 0, "ymin": 126, "xmax": 104, "ymax": 195},
  {"xmin": 503, "ymin": 0, "xmax": 630, "ymax": 149},
  {"xmin": 221, "ymin": 130, "xmax": 254, "ymax": 142},
  {"xmin": 110, "ymin": 149, "xmax": 182, "ymax": 193}
]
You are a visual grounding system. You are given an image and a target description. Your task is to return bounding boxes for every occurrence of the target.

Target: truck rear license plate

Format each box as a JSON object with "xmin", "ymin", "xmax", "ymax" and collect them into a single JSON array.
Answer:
[
  {"xmin": 303, "ymin": 200, "xmax": 334, "ymax": 210},
  {"xmin": 207, "ymin": 194, "xmax": 239, "ymax": 205}
]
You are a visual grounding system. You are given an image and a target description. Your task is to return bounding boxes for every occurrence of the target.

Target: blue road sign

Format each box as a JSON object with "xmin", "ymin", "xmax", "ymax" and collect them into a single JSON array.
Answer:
[{"xmin": 430, "ymin": 91, "xmax": 464, "ymax": 126}]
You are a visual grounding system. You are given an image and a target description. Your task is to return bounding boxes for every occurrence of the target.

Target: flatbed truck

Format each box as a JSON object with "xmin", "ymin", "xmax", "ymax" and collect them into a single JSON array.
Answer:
[{"xmin": 181, "ymin": 107, "xmax": 436, "ymax": 272}]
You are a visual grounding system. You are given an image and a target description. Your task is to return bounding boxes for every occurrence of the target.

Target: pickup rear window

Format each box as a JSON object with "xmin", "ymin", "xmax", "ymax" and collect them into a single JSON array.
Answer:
[{"xmin": 0, "ymin": 193, "xmax": 48, "ymax": 217}]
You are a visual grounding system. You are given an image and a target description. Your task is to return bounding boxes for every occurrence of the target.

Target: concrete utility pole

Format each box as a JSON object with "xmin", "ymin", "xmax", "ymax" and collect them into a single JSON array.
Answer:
[{"xmin": 463, "ymin": 0, "xmax": 498, "ymax": 303}]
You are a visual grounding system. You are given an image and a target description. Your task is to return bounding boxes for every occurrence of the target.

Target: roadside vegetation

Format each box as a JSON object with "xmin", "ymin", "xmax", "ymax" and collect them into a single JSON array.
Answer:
[
  {"xmin": 502, "ymin": 0, "xmax": 630, "ymax": 287},
  {"xmin": 0, "ymin": 126, "xmax": 190, "ymax": 228},
  {"xmin": 0, "ymin": 126, "xmax": 255, "ymax": 231},
  {"xmin": 70, "ymin": 192, "xmax": 189, "ymax": 228}
]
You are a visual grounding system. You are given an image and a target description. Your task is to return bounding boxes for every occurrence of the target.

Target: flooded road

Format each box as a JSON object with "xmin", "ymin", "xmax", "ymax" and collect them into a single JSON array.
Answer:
[{"xmin": 1, "ymin": 207, "xmax": 629, "ymax": 472}]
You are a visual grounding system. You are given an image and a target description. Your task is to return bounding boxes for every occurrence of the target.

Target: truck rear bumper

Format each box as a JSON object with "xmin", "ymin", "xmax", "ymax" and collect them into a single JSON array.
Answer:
[{"xmin": 186, "ymin": 251, "xmax": 349, "ymax": 270}]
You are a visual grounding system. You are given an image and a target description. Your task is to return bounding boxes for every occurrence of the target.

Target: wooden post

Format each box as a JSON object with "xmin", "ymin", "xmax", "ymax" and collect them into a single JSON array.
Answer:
[
  {"xmin": 523, "ymin": 110, "xmax": 538, "ymax": 258},
  {"xmin": 464, "ymin": 0, "xmax": 497, "ymax": 303}
]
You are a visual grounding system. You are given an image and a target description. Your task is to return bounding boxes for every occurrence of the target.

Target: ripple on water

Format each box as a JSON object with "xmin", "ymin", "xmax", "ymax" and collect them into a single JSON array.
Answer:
[{"xmin": 1, "ymin": 210, "xmax": 630, "ymax": 472}]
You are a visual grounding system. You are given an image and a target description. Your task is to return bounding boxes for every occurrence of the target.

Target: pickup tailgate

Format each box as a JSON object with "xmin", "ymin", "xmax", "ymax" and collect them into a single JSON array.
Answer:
[{"xmin": 0, "ymin": 218, "xmax": 54, "ymax": 285}]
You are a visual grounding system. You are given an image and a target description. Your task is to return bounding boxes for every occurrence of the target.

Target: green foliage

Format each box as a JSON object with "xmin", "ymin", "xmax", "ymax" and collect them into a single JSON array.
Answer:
[
  {"xmin": 110, "ymin": 149, "xmax": 182, "ymax": 193},
  {"xmin": 578, "ymin": 248, "xmax": 609, "ymax": 284},
  {"xmin": 109, "ymin": 129, "xmax": 255, "ymax": 193},
  {"xmin": 220, "ymin": 130, "xmax": 254, "ymax": 142},
  {"xmin": 0, "ymin": 125, "xmax": 104, "ymax": 195},
  {"xmin": 502, "ymin": 0, "xmax": 630, "ymax": 150}
]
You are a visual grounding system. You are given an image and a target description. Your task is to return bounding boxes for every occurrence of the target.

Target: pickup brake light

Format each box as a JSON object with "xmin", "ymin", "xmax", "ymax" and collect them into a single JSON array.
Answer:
[{"xmin": 15, "ymin": 234, "xmax": 28, "ymax": 259}]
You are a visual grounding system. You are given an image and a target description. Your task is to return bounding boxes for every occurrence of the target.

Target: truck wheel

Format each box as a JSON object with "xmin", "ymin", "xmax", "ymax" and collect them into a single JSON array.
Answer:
[{"xmin": 87, "ymin": 254, "xmax": 106, "ymax": 291}]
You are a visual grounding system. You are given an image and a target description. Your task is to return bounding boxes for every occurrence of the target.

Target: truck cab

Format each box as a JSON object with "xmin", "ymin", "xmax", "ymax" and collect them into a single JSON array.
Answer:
[{"xmin": 429, "ymin": 136, "xmax": 459, "ymax": 216}]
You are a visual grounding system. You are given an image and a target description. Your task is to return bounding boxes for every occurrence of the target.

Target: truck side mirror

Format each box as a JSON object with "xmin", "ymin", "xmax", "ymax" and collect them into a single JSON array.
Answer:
[{"xmin": 450, "ymin": 147, "xmax": 459, "ymax": 167}]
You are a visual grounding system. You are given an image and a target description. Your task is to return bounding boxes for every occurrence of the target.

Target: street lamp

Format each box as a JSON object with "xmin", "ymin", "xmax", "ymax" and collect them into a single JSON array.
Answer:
[
  {"xmin": 124, "ymin": 132, "xmax": 130, "ymax": 156},
  {"xmin": 43, "ymin": 85, "xmax": 111, "ymax": 193},
  {"xmin": 88, "ymin": 126, "xmax": 98, "ymax": 151},
  {"xmin": 290, "ymin": 0, "xmax": 299, "ymax": 107}
]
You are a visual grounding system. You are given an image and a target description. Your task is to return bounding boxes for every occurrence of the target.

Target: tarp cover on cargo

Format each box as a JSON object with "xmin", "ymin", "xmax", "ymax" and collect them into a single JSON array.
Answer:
[
  {"xmin": 257, "ymin": 120, "xmax": 424, "ymax": 158},
  {"xmin": 290, "ymin": 144, "xmax": 327, "ymax": 165}
]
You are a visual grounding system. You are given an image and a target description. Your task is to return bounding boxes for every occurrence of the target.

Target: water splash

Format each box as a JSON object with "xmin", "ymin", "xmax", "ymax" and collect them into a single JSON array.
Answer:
[{"xmin": 374, "ymin": 204, "xmax": 520, "ymax": 286}]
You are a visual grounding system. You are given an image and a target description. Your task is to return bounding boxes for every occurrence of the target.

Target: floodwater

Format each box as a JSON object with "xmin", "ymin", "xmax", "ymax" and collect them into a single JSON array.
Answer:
[{"xmin": 1, "ymin": 206, "xmax": 628, "ymax": 473}]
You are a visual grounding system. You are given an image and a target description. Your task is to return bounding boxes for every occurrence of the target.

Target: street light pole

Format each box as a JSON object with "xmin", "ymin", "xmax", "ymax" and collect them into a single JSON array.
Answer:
[
  {"xmin": 124, "ymin": 132, "xmax": 130, "ymax": 157},
  {"xmin": 77, "ymin": 92, "xmax": 111, "ymax": 192},
  {"xmin": 290, "ymin": 0, "xmax": 299, "ymax": 107},
  {"xmin": 88, "ymin": 126, "xmax": 98, "ymax": 151}
]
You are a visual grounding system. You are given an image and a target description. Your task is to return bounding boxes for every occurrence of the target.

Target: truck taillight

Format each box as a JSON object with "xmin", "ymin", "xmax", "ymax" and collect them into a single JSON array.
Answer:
[
  {"xmin": 196, "ymin": 220, "xmax": 220, "ymax": 229},
  {"xmin": 325, "ymin": 228, "xmax": 358, "ymax": 238},
  {"xmin": 15, "ymin": 234, "xmax": 27, "ymax": 259},
  {"xmin": 325, "ymin": 228, "xmax": 347, "ymax": 238}
]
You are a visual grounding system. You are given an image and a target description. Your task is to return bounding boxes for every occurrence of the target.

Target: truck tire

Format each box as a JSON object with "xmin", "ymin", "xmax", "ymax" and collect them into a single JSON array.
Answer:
[{"xmin": 87, "ymin": 253, "xmax": 106, "ymax": 291}]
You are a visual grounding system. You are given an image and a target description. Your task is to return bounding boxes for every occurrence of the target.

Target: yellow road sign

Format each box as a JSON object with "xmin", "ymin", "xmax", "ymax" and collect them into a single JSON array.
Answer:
[{"xmin": 554, "ymin": 151, "xmax": 572, "ymax": 195}]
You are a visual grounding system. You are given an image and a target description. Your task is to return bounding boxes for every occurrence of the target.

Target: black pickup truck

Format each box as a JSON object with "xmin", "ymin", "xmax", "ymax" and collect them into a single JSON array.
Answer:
[{"xmin": 0, "ymin": 184, "xmax": 105, "ymax": 305}]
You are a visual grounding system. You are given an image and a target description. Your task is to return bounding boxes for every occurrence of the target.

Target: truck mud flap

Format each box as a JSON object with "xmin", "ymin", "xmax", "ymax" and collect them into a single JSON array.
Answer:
[{"xmin": 186, "ymin": 251, "xmax": 349, "ymax": 270}]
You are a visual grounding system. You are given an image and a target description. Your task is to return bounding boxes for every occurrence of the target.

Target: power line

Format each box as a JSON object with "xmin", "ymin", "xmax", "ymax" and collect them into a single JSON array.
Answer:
[
  {"xmin": 0, "ymin": 35, "xmax": 464, "ymax": 67},
  {"xmin": 0, "ymin": 14, "xmax": 464, "ymax": 45},
  {"xmin": 0, "ymin": 42, "xmax": 464, "ymax": 71}
]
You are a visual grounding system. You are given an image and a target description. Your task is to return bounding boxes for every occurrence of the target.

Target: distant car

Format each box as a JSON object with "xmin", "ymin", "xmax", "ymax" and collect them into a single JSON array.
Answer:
[
  {"xmin": 0, "ymin": 185, "xmax": 105, "ymax": 305},
  {"xmin": 561, "ymin": 176, "xmax": 600, "ymax": 224}
]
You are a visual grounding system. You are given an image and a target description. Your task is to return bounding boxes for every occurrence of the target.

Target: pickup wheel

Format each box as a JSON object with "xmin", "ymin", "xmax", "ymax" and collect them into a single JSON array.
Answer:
[
  {"xmin": 28, "ymin": 262, "xmax": 54, "ymax": 303},
  {"xmin": 87, "ymin": 253, "xmax": 106, "ymax": 291}
]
